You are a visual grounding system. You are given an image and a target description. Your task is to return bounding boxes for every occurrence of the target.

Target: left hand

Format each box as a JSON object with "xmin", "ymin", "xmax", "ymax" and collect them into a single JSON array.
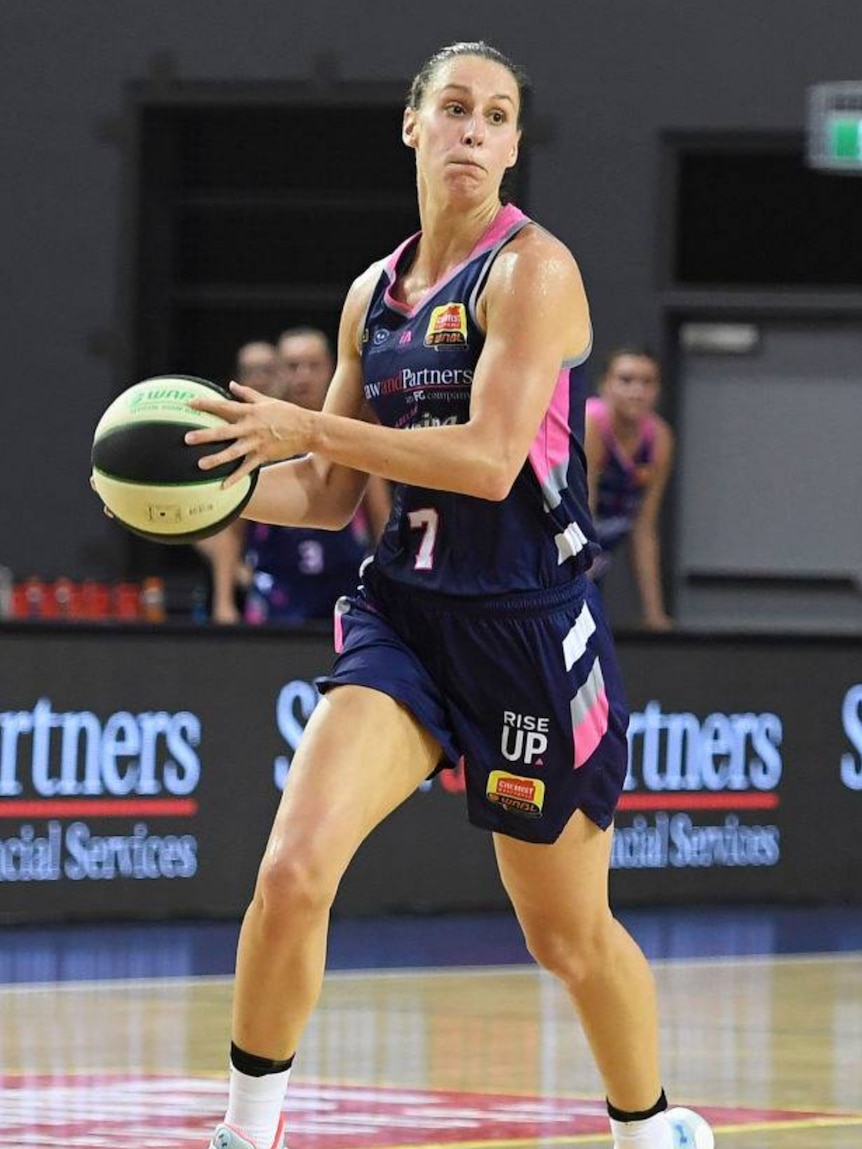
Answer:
[{"xmin": 185, "ymin": 382, "xmax": 314, "ymax": 486}]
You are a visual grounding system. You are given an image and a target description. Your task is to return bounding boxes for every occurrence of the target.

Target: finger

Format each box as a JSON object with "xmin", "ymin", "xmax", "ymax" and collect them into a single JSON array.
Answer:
[
  {"xmin": 229, "ymin": 380, "xmax": 263, "ymax": 402},
  {"xmin": 185, "ymin": 423, "xmax": 243, "ymax": 446},
  {"xmin": 188, "ymin": 395, "xmax": 245, "ymax": 419},
  {"xmin": 221, "ymin": 457, "xmax": 260, "ymax": 490},
  {"xmin": 196, "ymin": 440, "xmax": 251, "ymax": 471}
]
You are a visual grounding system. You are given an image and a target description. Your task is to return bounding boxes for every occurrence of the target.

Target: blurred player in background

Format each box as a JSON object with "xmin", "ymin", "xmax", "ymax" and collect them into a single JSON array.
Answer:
[
  {"xmin": 235, "ymin": 340, "xmax": 283, "ymax": 397},
  {"xmin": 193, "ymin": 341, "xmax": 280, "ymax": 621},
  {"xmin": 584, "ymin": 348, "xmax": 674, "ymax": 631},
  {"xmin": 197, "ymin": 330, "xmax": 389, "ymax": 624}
]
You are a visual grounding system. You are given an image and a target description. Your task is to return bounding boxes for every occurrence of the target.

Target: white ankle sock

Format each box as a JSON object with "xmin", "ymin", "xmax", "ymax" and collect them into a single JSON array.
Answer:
[
  {"xmin": 224, "ymin": 1064, "xmax": 291, "ymax": 1149},
  {"xmin": 610, "ymin": 1110, "xmax": 673, "ymax": 1148}
]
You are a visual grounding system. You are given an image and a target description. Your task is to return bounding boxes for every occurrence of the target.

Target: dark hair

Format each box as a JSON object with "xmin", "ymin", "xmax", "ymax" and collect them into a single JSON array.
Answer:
[
  {"xmin": 407, "ymin": 41, "xmax": 530, "ymax": 128},
  {"xmin": 277, "ymin": 326, "xmax": 334, "ymax": 358},
  {"xmin": 602, "ymin": 346, "xmax": 661, "ymax": 376}
]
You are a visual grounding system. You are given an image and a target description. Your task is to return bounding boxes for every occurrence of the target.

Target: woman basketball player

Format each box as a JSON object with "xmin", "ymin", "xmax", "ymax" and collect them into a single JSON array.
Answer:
[
  {"xmin": 584, "ymin": 349, "xmax": 675, "ymax": 631},
  {"xmin": 184, "ymin": 42, "xmax": 710, "ymax": 1149}
]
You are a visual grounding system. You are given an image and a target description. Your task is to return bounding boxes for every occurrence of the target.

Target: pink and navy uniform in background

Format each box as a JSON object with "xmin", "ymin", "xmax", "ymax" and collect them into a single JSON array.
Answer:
[
  {"xmin": 318, "ymin": 204, "xmax": 631, "ymax": 843},
  {"xmin": 586, "ymin": 395, "xmax": 658, "ymax": 554}
]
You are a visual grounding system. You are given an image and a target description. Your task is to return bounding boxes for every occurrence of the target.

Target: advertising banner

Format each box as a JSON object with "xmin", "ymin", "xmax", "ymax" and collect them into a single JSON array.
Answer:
[{"xmin": 0, "ymin": 625, "xmax": 859, "ymax": 922}]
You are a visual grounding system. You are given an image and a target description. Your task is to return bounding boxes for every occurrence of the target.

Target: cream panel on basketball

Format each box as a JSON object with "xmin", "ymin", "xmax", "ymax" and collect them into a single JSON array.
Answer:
[
  {"xmin": 91, "ymin": 469, "xmax": 255, "ymax": 538},
  {"xmin": 93, "ymin": 377, "xmax": 231, "ymax": 439}
]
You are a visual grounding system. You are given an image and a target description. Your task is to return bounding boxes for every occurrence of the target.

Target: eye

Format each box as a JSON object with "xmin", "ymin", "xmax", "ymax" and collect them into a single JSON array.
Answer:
[
  {"xmin": 488, "ymin": 109, "xmax": 508, "ymax": 125},
  {"xmin": 445, "ymin": 102, "xmax": 466, "ymax": 116}
]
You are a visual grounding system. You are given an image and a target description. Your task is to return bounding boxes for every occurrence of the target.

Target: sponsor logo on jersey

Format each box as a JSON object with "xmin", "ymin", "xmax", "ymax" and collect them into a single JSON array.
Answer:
[
  {"xmin": 373, "ymin": 328, "xmax": 390, "ymax": 345},
  {"xmin": 424, "ymin": 303, "xmax": 468, "ymax": 348},
  {"xmin": 486, "ymin": 770, "xmax": 545, "ymax": 817}
]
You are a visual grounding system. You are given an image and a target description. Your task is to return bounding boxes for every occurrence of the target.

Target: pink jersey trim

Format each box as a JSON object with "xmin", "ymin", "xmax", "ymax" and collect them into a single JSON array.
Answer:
[
  {"xmin": 573, "ymin": 688, "xmax": 610, "ymax": 769},
  {"xmin": 586, "ymin": 396, "xmax": 658, "ymax": 469},
  {"xmin": 333, "ymin": 598, "xmax": 350, "ymax": 653},
  {"xmin": 528, "ymin": 367, "xmax": 571, "ymax": 494},
  {"xmin": 382, "ymin": 204, "xmax": 528, "ymax": 319}
]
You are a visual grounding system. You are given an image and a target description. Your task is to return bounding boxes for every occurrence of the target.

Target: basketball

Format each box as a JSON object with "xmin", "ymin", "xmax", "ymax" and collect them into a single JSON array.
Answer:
[
  {"xmin": 666, "ymin": 1107, "xmax": 715, "ymax": 1149},
  {"xmin": 91, "ymin": 375, "xmax": 258, "ymax": 544}
]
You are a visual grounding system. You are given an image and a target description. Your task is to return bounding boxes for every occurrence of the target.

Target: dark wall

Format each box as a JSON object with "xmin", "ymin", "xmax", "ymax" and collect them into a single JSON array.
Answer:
[{"xmin": 3, "ymin": 0, "xmax": 861, "ymax": 580}]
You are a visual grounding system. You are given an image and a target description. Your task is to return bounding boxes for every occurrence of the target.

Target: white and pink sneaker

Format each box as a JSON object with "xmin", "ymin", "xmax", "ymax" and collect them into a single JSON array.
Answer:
[{"xmin": 208, "ymin": 1115, "xmax": 286, "ymax": 1149}]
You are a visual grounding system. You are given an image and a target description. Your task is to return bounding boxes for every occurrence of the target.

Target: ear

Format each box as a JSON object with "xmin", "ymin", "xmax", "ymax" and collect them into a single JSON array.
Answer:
[
  {"xmin": 505, "ymin": 129, "xmax": 522, "ymax": 170},
  {"xmin": 402, "ymin": 107, "xmax": 418, "ymax": 150}
]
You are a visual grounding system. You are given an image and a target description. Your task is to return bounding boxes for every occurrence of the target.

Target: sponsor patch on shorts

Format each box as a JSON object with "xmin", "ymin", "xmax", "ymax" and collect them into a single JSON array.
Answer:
[{"xmin": 486, "ymin": 770, "xmax": 545, "ymax": 817}]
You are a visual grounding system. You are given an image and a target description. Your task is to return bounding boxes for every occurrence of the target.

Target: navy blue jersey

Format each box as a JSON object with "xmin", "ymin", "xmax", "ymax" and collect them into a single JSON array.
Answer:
[
  {"xmin": 361, "ymin": 203, "xmax": 598, "ymax": 596},
  {"xmin": 243, "ymin": 519, "xmax": 368, "ymax": 623}
]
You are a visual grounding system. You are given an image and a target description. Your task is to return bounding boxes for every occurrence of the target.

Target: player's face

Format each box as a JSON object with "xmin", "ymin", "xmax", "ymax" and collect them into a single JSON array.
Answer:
[
  {"xmin": 403, "ymin": 56, "xmax": 521, "ymax": 202},
  {"xmin": 237, "ymin": 345, "xmax": 281, "ymax": 397},
  {"xmin": 602, "ymin": 355, "xmax": 661, "ymax": 421},
  {"xmin": 278, "ymin": 335, "xmax": 333, "ymax": 411}
]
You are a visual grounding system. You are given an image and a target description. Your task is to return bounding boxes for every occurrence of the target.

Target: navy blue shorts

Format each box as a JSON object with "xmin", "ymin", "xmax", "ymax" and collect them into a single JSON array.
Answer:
[{"xmin": 316, "ymin": 568, "xmax": 630, "ymax": 844}]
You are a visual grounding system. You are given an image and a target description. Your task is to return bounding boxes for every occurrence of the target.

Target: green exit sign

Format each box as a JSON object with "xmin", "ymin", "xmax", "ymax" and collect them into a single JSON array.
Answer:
[
  {"xmin": 807, "ymin": 83, "xmax": 862, "ymax": 174},
  {"xmin": 830, "ymin": 117, "xmax": 862, "ymax": 162}
]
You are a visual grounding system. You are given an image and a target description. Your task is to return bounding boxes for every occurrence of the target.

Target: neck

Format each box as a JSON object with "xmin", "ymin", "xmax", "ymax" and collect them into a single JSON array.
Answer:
[
  {"xmin": 610, "ymin": 408, "xmax": 645, "ymax": 441},
  {"xmin": 412, "ymin": 196, "xmax": 504, "ymax": 283}
]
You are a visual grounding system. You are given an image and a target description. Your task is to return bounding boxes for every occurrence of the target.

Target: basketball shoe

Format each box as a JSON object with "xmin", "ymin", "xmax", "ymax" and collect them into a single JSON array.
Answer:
[
  {"xmin": 666, "ymin": 1107, "xmax": 714, "ymax": 1148},
  {"xmin": 612, "ymin": 1106, "xmax": 714, "ymax": 1148},
  {"xmin": 208, "ymin": 1115, "xmax": 286, "ymax": 1149}
]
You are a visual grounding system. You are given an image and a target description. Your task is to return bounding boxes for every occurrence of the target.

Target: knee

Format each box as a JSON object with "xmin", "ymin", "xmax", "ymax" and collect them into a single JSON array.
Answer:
[
  {"xmin": 522, "ymin": 915, "xmax": 614, "ymax": 987},
  {"xmin": 252, "ymin": 845, "xmax": 340, "ymax": 924}
]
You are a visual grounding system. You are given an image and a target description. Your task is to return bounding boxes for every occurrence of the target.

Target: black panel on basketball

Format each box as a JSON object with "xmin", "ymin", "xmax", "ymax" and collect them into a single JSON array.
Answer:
[{"xmin": 92, "ymin": 423, "xmax": 239, "ymax": 483}]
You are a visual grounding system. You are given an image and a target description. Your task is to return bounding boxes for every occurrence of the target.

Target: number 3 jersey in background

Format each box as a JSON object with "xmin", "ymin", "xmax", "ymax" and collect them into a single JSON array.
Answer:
[
  {"xmin": 360, "ymin": 203, "xmax": 598, "ymax": 597},
  {"xmin": 244, "ymin": 519, "xmax": 369, "ymax": 624}
]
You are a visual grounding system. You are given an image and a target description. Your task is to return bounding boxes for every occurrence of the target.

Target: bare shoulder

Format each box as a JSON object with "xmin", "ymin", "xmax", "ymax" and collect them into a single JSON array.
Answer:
[
  {"xmin": 339, "ymin": 257, "xmax": 388, "ymax": 352},
  {"xmin": 343, "ymin": 258, "xmax": 387, "ymax": 317},
  {"xmin": 483, "ymin": 221, "xmax": 589, "ymax": 358},
  {"xmin": 491, "ymin": 222, "xmax": 584, "ymax": 292}
]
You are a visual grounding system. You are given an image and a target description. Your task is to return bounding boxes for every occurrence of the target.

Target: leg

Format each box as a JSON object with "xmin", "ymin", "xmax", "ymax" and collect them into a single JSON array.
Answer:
[
  {"xmin": 494, "ymin": 811, "xmax": 662, "ymax": 1112},
  {"xmin": 233, "ymin": 683, "xmax": 441, "ymax": 1058}
]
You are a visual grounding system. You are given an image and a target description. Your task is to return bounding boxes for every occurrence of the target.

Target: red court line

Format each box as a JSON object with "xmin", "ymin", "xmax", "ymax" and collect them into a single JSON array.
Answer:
[
  {"xmin": 0, "ymin": 799, "xmax": 198, "ymax": 818},
  {"xmin": 619, "ymin": 792, "xmax": 779, "ymax": 811},
  {"xmin": 1, "ymin": 1075, "xmax": 858, "ymax": 1148}
]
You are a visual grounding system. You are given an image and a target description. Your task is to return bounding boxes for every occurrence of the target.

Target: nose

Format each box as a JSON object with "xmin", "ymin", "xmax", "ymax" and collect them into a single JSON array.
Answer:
[{"xmin": 461, "ymin": 115, "xmax": 484, "ymax": 147}]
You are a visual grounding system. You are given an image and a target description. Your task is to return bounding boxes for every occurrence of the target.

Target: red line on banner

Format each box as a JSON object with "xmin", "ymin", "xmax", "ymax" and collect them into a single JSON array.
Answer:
[
  {"xmin": 619, "ymin": 792, "xmax": 779, "ymax": 811},
  {"xmin": 0, "ymin": 799, "xmax": 198, "ymax": 819}
]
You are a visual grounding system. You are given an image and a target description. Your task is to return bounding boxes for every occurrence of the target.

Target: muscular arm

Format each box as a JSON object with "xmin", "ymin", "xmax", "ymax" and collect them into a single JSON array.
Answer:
[
  {"xmin": 630, "ymin": 418, "xmax": 675, "ymax": 630},
  {"xmin": 308, "ymin": 230, "xmax": 590, "ymax": 500},
  {"xmin": 188, "ymin": 228, "xmax": 591, "ymax": 506}
]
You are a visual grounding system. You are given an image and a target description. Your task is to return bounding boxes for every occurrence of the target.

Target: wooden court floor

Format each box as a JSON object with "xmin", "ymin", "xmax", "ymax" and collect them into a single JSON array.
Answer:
[{"xmin": 1, "ymin": 949, "xmax": 860, "ymax": 1147}]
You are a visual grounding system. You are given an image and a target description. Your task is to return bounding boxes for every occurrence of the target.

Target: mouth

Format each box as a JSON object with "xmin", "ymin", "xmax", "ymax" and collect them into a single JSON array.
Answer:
[{"xmin": 449, "ymin": 158, "xmax": 485, "ymax": 172}]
